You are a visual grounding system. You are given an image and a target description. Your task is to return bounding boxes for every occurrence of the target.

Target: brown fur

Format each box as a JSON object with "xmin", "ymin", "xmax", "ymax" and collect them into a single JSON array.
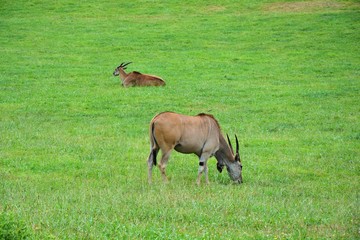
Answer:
[
  {"xmin": 113, "ymin": 63, "xmax": 165, "ymax": 87},
  {"xmin": 147, "ymin": 112, "xmax": 243, "ymax": 185},
  {"xmin": 196, "ymin": 113, "xmax": 221, "ymax": 130}
]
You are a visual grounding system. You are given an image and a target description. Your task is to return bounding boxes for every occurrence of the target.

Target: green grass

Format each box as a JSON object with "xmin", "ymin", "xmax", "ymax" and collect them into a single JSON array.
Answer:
[{"xmin": 1, "ymin": 0, "xmax": 359, "ymax": 239}]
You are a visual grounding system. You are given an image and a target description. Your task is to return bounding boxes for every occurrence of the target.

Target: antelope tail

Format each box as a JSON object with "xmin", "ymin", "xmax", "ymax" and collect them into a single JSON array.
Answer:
[{"xmin": 150, "ymin": 122, "xmax": 158, "ymax": 166}]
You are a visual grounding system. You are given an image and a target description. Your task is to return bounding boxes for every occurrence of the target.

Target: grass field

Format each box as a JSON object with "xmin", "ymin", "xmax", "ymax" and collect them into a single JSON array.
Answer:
[{"xmin": 1, "ymin": 0, "xmax": 359, "ymax": 239}]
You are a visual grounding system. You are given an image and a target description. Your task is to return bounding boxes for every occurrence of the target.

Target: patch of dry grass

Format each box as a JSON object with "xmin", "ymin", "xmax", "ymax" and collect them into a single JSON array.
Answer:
[{"xmin": 263, "ymin": 1, "xmax": 355, "ymax": 13}]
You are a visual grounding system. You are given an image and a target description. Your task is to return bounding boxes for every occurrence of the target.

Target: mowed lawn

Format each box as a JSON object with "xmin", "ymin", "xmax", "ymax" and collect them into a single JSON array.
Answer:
[{"xmin": 1, "ymin": 0, "xmax": 359, "ymax": 239}]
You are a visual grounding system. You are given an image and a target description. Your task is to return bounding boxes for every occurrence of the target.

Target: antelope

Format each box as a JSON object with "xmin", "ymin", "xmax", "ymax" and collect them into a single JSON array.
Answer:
[
  {"xmin": 113, "ymin": 62, "xmax": 166, "ymax": 87},
  {"xmin": 147, "ymin": 112, "xmax": 243, "ymax": 185}
]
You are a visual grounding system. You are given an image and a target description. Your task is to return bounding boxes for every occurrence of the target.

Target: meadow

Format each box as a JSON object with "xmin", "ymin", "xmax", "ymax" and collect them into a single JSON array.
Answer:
[{"xmin": 0, "ymin": 0, "xmax": 359, "ymax": 239}]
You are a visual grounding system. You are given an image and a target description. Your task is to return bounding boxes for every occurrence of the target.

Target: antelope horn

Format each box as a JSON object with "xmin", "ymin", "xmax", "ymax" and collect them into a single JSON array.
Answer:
[
  {"xmin": 118, "ymin": 62, "xmax": 132, "ymax": 70},
  {"xmin": 119, "ymin": 62, "xmax": 131, "ymax": 66},
  {"xmin": 235, "ymin": 134, "xmax": 239, "ymax": 154},
  {"xmin": 226, "ymin": 134, "xmax": 234, "ymax": 154},
  {"xmin": 123, "ymin": 62, "xmax": 132, "ymax": 67},
  {"xmin": 235, "ymin": 135, "xmax": 241, "ymax": 162}
]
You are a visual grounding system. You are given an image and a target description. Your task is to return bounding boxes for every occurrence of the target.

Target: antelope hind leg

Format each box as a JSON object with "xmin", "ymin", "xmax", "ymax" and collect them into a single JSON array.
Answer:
[{"xmin": 159, "ymin": 150, "xmax": 172, "ymax": 183}]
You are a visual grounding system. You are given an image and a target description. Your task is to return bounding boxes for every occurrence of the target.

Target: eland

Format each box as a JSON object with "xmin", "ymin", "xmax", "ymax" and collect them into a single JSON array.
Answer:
[
  {"xmin": 113, "ymin": 62, "xmax": 166, "ymax": 87},
  {"xmin": 147, "ymin": 112, "xmax": 243, "ymax": 185}
]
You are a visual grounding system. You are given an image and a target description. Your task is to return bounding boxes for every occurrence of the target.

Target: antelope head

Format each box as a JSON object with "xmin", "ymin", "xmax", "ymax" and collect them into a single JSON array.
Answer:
[
  {"xmin": 225, "ymin": 134, "xmax": 243, "ymax": 184},
  {"xmin": 113, "ymin": 62, "xmax": 132, "ymax": 76}
]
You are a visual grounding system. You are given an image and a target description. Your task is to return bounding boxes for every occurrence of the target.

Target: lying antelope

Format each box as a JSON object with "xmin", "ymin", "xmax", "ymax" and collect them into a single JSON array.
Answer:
[
  {"xmin": 113, "ymin": 62, "xmax": 166, "ymax": 87},
  {"xmin": 147, "ymin": 112, "xmax": 243, "ymax": 185}
]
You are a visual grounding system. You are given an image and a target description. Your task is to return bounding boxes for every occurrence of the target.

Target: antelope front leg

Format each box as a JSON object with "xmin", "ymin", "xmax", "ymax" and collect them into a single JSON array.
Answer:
[
  {"xmin": 204, "ymin": 164, "xmax": 209, "ymax": 184},
  {"xmin": 197, "ymin": 155, "xmax": 210, "ymax": 185},
  {"xmin": 197, "ymin": 162, "xmax": 203, "ymax": 185},
  {"xmin": 197, "ymin": 162, "xmax": 209, "ymax": 185}
]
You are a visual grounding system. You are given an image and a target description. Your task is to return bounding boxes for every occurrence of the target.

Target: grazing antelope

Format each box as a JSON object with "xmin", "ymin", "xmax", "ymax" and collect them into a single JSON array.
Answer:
[
  {"xmin": 147, "ymin": 112, "xmax": 243, "ymax": 185},
  {"xmin": 113, "ymin": 62, "xmax": 166, "ymax": 87}
]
